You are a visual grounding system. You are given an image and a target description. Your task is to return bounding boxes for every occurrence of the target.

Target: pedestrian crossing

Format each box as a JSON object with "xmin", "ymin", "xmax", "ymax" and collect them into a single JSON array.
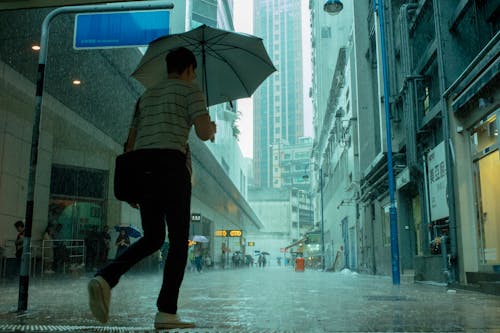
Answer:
[{"xmin": 0, "ymin": 324, "xmax": 301, "ymax": 333}]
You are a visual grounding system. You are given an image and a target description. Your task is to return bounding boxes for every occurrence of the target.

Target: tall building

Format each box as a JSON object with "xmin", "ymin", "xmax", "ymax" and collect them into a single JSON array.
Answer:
[{"xmin": 252, "ymin": 0, "xmax": 304, "ymax": 188}]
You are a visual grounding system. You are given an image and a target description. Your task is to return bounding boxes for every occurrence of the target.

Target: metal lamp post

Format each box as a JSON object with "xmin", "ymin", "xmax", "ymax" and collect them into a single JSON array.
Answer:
[
  {"xmin": 376, "ymin": 0, "xmax": 400, "ymax": 285},
  {"xmin": 18, "ymin": 1, "xmax": 174, "ymax": 312},
  {"xmin": 319, "ymin": 167, "xmax": 325, "ymax": 270}
]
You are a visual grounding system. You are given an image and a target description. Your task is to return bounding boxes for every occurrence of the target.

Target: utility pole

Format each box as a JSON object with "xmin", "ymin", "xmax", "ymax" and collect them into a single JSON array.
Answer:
[
  {"xmin": 376, "ymin": 0, "xmax": 400, "ymax": 285},
  {"xmin": 320, "ymin": 167, "xmax": 325, "ymax": 270}
]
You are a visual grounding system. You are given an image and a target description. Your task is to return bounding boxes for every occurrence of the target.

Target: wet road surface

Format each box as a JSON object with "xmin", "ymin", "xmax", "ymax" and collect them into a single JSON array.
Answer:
[{"xmin": 0, "ymin": 266, "xmax": 499, "ymax": 332}]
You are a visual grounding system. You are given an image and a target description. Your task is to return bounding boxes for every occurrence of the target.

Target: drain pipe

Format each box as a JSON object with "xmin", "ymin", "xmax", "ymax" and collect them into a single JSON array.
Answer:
[{"xmin": 433, "ymin": 0, "xmax": 458, "ymax": 283}]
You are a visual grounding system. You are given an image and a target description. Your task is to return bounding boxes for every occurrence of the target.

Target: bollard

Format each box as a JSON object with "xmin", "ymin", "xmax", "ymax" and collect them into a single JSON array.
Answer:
[{"xmin": 295, "ymin": 257, "xmax": 305, "ymax": 272}]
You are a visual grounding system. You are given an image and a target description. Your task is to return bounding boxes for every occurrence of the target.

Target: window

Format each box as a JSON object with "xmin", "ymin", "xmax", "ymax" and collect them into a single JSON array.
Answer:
[
  {"xmin": 49, "ymin": 165, "xmax": 108, "ymax": 240},
  {"xmin": 383, "ymin": 205, "xmax": 391, "ymax": 247},
  {"xmin": 50, "ymin": 165, "xmax": 108, "ymax": 199},
  {"xmin": 294, "ymin": 151, "xmax": 309, "ymax": 159},
  {"xmin": 321, "ymin": 26, "xmax": 331, "ymax": 38},
  {"xmin": 419, "ymin": 59, "xmax": 440, "ymax": 116}
]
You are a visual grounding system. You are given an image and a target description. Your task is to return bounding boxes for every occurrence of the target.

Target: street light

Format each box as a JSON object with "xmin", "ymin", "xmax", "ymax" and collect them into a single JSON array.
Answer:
[{"xmin": 323, "ymin": 0, "xmax": 343, "ymax": 15}]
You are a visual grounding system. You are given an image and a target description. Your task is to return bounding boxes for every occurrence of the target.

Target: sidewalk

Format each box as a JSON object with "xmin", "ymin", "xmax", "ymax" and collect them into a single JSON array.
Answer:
[{"xmin": 0, "ymin": 267, "xmax": 499, "ymax": 332}]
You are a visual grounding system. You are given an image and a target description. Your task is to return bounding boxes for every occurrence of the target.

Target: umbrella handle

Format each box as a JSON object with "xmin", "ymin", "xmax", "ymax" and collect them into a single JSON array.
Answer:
[{"xmin": 201, "ymin": 37, "xmax": 209, "ymax": 108}]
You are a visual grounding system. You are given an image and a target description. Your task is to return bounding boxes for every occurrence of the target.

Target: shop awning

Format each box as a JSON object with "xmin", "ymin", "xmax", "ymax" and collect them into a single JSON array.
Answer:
[{"xmin": 284, "ymin": 238, "xmax": 307, "ymax": 250}]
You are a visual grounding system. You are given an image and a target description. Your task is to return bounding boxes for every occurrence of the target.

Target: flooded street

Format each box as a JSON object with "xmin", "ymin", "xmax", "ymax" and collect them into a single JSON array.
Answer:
[{"xmin": 1, "ymin": 266, "xmax": 499, "ymax": 332}]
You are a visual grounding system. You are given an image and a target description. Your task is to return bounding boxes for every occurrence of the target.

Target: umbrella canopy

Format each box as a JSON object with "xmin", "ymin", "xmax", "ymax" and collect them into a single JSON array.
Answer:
[
  {"xmin": 132, "ymin": 24, "xmax": 277, "ymax": 107},
  {"xmin": 114, "ymin": 224, "xmax": 142, "ymax": 238},
  {"xmin": 192, "ymin": 235, "xmax": 209, "ymax": 243}
]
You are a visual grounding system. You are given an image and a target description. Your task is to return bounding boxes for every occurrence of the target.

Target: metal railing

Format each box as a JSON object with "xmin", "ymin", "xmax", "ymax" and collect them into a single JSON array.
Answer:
[
  {"xmin": 1, "ymin": 240, "xmax": 41, "ymax": 277},
  {"xmin": 41, "ymin": 239, "xmax": 85, "ymax": 276}
]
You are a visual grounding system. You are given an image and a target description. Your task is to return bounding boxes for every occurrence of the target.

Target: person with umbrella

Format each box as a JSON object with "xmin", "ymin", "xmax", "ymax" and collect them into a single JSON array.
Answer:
[
  {"xmin": 114, "ymin": 229, "xmax": 130, "ymax": 259},
  {"xmin": 87, "ymin": 47, "xmax": 216, "ymax": 329}
]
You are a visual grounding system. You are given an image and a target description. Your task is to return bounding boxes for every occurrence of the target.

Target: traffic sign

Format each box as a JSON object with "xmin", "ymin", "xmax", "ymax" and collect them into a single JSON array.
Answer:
[{"xmin": 74, "ymin": 10, "xmax": 170, "ymax": 49}]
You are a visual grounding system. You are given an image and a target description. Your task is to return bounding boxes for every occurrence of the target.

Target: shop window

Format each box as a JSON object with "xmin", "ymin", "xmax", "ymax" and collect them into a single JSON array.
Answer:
[
  {"xmin": 471, "ymin": 112, "xmax": 500, "ymax": 265},
  {"xmin": 49, "ymin": 165, "xmax": 108, "ymax": 240},
  {"xmin": 382, "ymin": 205, "xmax": 390, "ymax": 247},
  {"xmin": 419, "ymin": 61, "xmax": 439, "ymax": 116}
]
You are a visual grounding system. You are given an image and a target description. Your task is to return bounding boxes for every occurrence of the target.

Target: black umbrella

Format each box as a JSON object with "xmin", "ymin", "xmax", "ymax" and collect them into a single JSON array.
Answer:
[{"xmin": 132, "ymin": 24, "xmax": 276, "ymax": 107}]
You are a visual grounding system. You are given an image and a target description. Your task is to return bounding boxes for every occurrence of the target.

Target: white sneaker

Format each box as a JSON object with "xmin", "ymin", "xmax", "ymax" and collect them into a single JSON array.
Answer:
[
  {"xmin": 88, "ymin": 276, "xmax": 111, "ymax": 323},
  {"xmin": 154, "ymin": 312, "xmax": 195, "ymax": 329}
]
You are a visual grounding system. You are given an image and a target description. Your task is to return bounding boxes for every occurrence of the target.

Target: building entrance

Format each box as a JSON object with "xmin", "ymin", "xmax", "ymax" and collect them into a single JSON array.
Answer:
[
  {"xmin": 48, "ymin": 165, "xmax": 108, "ymax": 240},
  {"xmin": 471, "ymin": 111, "xmax": 500, "ymax": 266}
]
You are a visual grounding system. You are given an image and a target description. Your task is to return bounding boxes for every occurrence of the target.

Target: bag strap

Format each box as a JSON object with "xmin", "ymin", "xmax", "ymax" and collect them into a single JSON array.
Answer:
[{"xmin": 124, "ymin": 99, "xmax": 141, "ymax": 152}]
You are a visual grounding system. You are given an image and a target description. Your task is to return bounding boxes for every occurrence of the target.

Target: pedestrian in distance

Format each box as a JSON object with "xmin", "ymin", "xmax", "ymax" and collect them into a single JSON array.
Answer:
[
  {"xmin": 114, "ymin": 229, "xmax": 130, "ymax": 259},
  {"xmin": 188, "ymin": 246, "xmax": 196, "ymax": 272},
  {"xmin": 53, "ymin": 223, "xmax": 67, "ymax": 273},
  {"xmin": 13, "ymin": 220, "xmax": 25, "ymax": 275},
  {"xmin": 87, "ymin": 46, "xmax": 216, "ymax": 330},
  {"xmin": 100, "ymin": 225, "xmax": 111, "ymax": 266},
  {"xmin": 194, "ymin": 246, "xmax": 203, "ymax": 273},
  {"xmin": 42, "ymin": 224, "xmax": 55, "ymax": 274}
]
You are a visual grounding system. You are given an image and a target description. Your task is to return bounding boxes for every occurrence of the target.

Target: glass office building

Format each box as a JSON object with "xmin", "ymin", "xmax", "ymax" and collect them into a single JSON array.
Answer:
[{"xmin": 252, "ymin": 0, "xmax": 304, "ymax": 188}]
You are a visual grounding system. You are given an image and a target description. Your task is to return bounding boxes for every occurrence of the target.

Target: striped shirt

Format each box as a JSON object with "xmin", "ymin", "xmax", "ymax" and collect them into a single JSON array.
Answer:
[{"xmin": 132, "ymin": 79, "xmax": 208, "ymax": 153}]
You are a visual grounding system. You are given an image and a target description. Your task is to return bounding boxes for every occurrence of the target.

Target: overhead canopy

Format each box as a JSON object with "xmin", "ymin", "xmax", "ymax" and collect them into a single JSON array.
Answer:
[
  {"xmin": 0, "ymin": 6, "xmax": 143, "ymax": 144},
  {"xmin": 284, "ymin": 238, "xmax": 307, "ymax": 251}
]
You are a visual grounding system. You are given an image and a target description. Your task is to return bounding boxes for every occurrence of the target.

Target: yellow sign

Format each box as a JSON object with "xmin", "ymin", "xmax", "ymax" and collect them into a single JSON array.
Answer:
[
  {"xmin": 214, "ymin": 230, "xmax": 227, "ymax": 237},
  {"xmin": 229, "ymin": 230, "xmax": 242, "ymax": 237},
  {"xmin": 248, "ymin": 242, "xmax": 255, "ymax": 246},
  {"xmin": 214, "ymin": 230, "xmax": 242, "ymax": 237}
]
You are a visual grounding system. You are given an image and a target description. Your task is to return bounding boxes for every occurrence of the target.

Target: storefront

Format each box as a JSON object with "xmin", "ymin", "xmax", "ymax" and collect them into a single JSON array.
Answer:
[
  {"xmin": 470, "ymin": 112, "xmax": 499, "ymax": 268},
  {"xmin": 447, "ymin": 34, "xmax": 499, "ymax": 281}
]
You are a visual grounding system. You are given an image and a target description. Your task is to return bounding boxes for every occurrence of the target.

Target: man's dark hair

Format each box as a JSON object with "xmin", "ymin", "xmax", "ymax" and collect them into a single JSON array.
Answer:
[
  {"xmin": 165, "ymin": 47, "xmax": 197, "ymax": 75},
  {"xmin": 14, "ymin": 220, "xmax": 24, "ymax": 228}
]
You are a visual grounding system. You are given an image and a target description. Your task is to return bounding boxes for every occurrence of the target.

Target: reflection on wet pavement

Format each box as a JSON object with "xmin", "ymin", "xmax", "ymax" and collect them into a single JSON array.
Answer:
[{"xmin": 1, "ymin": 267, "xmax": 499, "ymax": 332}]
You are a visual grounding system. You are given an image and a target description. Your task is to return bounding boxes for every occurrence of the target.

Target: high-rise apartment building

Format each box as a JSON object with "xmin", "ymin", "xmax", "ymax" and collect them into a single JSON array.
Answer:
[{"xmin": 252, "ymin": 0, "xmax": 304, "ymax": 188}]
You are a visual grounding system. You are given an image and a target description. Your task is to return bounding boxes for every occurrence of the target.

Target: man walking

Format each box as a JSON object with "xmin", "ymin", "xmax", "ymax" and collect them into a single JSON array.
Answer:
[{"xmin": 88, "ymin": 47, "xmax": 216, "ymax": 329}]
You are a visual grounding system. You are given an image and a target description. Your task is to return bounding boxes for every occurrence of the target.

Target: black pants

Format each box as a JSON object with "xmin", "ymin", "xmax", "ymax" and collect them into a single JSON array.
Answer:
[{"xmin": 98, "ymin": 149, "xmax": 191, "ymax": 314}]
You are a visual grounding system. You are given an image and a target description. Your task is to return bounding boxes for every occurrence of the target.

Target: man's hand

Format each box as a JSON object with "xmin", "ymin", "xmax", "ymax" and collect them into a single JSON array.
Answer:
[
  {"xmin": 128, "ymin": 202, "xmax": 139, "ymax": 209},
  {"xmin": 194, "ymin": 115, "xmax": 216, "ymax": 141}
]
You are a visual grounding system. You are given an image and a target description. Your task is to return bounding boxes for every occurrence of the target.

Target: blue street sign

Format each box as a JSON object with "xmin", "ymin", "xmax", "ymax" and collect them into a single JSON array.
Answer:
[{"xmin": 74, "ymin": 10, "xmax": 170, "ymax": 49}]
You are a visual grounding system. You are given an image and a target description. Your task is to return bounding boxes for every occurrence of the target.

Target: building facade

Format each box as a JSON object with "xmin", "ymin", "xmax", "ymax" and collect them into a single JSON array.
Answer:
[
  {"xmin": 310, "ymin": 0, "xmax": 499, "ymax": 289},
  {"xmin": 0, "ymin": 0, "xmax": 260, "ymax": 274}
]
